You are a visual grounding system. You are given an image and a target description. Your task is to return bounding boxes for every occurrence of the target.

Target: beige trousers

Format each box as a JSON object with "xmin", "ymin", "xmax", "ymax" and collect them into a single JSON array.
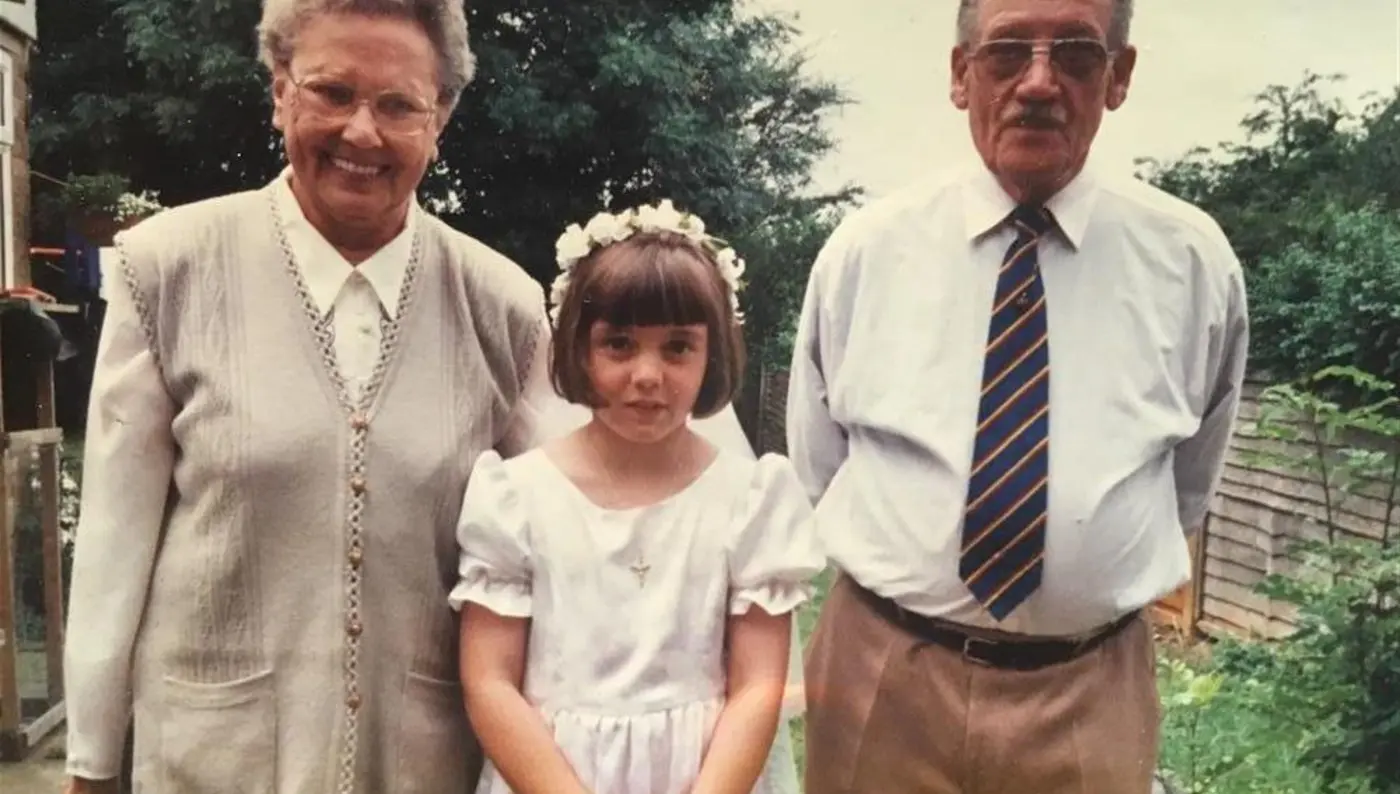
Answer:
[{"xmin": 802, "ymin": 574, "xmax": 1160, "ymax": 794}]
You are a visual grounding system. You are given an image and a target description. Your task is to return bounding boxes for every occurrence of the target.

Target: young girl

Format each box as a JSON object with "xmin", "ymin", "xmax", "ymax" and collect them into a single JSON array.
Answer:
[{"xmin": 450, "ymin": 201, "xmax": 824, "ymax": 794}]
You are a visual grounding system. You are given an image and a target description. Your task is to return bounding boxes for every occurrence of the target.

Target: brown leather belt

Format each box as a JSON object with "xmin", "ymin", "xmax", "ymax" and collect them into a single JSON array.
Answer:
[{"xmin": 851, "ymin": 579, "xmax": 1139, "ymax": 671}]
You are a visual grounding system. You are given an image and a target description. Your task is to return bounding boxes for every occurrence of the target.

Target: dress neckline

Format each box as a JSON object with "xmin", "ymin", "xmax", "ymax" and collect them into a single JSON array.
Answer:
[{"xmin": 533, "ymin": 447, "xmax": 727, "ymax": 515}]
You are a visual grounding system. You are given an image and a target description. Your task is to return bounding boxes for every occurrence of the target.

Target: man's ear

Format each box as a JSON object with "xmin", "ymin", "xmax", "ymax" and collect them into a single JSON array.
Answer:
[
  {"xmin": 950, "ymin": 45, "xmax": 971, "ymax": 110},
  {"xmin": 1105, "ymin": 45, "xmax": 1137, "ymax": 111}
]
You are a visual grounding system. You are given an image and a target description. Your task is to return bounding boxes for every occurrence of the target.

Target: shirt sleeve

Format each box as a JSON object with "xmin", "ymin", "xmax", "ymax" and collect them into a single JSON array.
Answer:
[
  {"xmin": 785, "ymin": 237, "xmax": 851, "ymax": 505},
  {"xmin": 1174, "ymin": 264, "xmax": 1250, "ymax": 533},
  {"xmin": 449, "ymin": 451, "xmax": 534, "ymax": 617},
  {"xmin": 63, "ymin": 275, "xmax": 177, "ymax": 780},
  {"xmin": 727, "ymin": 454, "xmax": 826, "ymax": 616}
]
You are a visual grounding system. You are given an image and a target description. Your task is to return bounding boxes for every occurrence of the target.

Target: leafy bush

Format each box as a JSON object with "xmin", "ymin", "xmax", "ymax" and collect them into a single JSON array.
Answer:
[
  {"xmin": 1158, "ymin": 537, "xmax": 1400, "ymax": 794},
  {"xmin": 1139, "ymin": 73, "xmax": 1400, "ymax": 386},
  {"xmin": 1159, "ymin": 366, "xmax": 1400, "ymax": 794},
  {"xmin": 1254, "ymin": 538, "xmax": 1400, "ymax": 792},
  {"xmin": 1247, "ymin": 206, "xmax": 1400, "ymax": 385},
  {"xmin": 1157, "ymin": 649, "xmax": 1372, "ymax": 794}
]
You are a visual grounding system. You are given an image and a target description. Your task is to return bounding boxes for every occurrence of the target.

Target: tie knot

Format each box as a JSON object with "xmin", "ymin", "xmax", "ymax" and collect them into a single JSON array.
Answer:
[{"xmin": 1010, "ymin": 205, "xmax": 1054, "ymax": 238}]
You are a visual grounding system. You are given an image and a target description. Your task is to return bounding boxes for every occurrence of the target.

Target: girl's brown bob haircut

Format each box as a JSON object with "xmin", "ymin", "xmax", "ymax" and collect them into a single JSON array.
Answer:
[{"xmin": 549, "ymin": 230, "xmax": 746, "ymax": 419}]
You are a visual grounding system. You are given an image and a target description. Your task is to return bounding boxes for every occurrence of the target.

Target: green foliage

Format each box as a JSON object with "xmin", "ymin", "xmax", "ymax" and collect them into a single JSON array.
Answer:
[
  {"xmin": 53, "ymin": 173, "xmax": 131, "ymax": 216},
  {"xmin": 728, "ymin": 203, "xmax": 843, "ymax": 369},
  {"xmin": 1156, "ymin": 651, "xmax": 1365, "ymax": 794},
  {"xmin": 29, "ymin": 0, "xmax": 859, "ymax": 365},
  {"xmin": 1167, "ymin": 367, "xmax": 1400, "ymax": 793},
  {"xmin": 1137, "ymin": 72, "xmax": 1400, "ymax": 385},
  {"xmin": 1245, "ymin": 366, "xmax": 1400, "ymax": 545},
  {"xmin": 1247, "ymin": 209, "xmax": 1400, "ymax": 386},
  {"xmin": 1248, "ymin": 539, "xmax": 1400, "ymax": 791},
  {"xmin": 1158, "ymin": 367, "xmax": 1400, "ymax": 793}
]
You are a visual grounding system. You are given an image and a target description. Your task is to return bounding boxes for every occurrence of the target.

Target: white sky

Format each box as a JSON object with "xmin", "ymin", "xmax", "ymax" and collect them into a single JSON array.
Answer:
[{"xmin": 750, "ymin": 0, "xmax": 1400, "ymax": 199}]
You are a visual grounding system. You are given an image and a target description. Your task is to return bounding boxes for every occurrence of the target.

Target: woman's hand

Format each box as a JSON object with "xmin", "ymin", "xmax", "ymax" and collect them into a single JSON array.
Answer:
[{"xmin": 64, "ymin": 777, "xmax": 121, "ymax": 794}]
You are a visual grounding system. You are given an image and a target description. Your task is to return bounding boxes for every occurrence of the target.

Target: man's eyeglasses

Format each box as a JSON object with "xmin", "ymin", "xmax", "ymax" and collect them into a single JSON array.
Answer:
[
  {"xmin": 968, "ymin": 38, "xmax": 1113, "ymax": 82},
  {"xmin": 291, "ymin": 76, "xmax": 438, "ymax": 136}
]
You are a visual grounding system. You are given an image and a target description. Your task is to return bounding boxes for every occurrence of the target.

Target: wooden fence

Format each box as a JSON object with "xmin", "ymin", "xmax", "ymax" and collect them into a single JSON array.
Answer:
[{"xmin": 1196, "ymin": 381, "xmax": 1395, "ymax": 638}]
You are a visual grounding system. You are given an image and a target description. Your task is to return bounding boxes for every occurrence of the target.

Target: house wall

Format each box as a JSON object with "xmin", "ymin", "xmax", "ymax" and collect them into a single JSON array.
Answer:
[
  {"xmin": 0, "ymin": 1, "xmax": 37, "ymax": 42},
  {"xmin": 0, "ymin": 23, "xmax": 29, "ymax": 287}
]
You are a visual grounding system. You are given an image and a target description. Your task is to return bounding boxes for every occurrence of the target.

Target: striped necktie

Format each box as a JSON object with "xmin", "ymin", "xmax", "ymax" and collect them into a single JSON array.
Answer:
[{"xmin": 959, "ymin": 205, "xmax": 1054, "ymax": 621}]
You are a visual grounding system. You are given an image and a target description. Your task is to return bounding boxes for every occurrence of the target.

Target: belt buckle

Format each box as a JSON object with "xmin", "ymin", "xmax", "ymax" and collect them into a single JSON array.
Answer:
[{"xmin": 962, "ymin": 635, "xmax": 999, "ymax": 666}]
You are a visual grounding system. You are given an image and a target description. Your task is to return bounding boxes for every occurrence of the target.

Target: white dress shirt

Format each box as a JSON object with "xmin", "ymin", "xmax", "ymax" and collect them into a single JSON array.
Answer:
[
  {"xmin": 273, "ymin": 171, "xmax": 412, "ymax": 397},
  {"xmin": 786, "ymin": 163, "xmax": 1250, "ymax": 637}
]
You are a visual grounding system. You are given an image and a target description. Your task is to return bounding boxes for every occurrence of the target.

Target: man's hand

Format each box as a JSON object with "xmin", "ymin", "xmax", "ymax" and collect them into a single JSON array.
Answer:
[{"xmin": 64, "ymin": 776, "xmax": 121, "ymax": 794}]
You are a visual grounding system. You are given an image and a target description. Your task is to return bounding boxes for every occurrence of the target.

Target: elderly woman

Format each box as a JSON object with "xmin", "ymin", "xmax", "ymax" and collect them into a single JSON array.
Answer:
[{"xmin": 60, "ymin": 1, "xmax": 794, "ymax": 792}]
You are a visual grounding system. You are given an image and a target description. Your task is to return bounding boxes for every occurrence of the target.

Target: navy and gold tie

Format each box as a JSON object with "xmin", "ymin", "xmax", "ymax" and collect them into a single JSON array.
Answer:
[{"xmin": 959, "ymin": 205, "xmax": 1054, "ymax": 621}]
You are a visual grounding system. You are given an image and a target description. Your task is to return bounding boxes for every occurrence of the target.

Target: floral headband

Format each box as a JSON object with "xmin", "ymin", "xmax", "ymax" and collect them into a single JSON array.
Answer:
[{"xmin": 549, "ymin": 200, "xmax": 746, "ymax": 327}]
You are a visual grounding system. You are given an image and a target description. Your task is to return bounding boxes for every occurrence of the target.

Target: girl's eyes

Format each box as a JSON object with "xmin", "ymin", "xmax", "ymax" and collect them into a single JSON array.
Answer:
[{"xmin": 597, "ymin": 336, "xmax": 695, "ymax": 355}]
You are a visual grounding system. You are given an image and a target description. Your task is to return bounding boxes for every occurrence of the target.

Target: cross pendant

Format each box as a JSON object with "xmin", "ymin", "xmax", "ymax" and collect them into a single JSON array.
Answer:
[{"xmin": 629, "ymin": 558, "xmax": 651, "ymax": 587}]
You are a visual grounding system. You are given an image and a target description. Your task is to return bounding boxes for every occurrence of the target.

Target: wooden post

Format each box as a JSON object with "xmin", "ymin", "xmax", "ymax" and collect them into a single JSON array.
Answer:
[
  {"xmin": 0, "ymin": 329, "xmax": 18, "ymax": 753},
  {"xmin": 1184, "ymin": 513, "xmax": 1211, "ymax": 638},
  {"xmin": 36, "ymin": 354, "xmax": 64, "ymax": 704}
]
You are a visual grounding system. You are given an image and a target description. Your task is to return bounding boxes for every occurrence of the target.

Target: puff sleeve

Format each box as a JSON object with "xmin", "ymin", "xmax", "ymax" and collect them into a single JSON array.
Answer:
[
  {"xmin": 727, "ymin": 453, "xmax": 827, "ymax": 616},
  {"xmin": 448, "ymin": 450, "xmax": 535, "ymax": 617}
]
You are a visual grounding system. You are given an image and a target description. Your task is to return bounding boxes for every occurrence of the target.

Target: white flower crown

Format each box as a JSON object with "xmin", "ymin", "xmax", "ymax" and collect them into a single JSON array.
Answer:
[{"xmin": 549, "ymin": 199, "xmax": 746, "ymax": 327}]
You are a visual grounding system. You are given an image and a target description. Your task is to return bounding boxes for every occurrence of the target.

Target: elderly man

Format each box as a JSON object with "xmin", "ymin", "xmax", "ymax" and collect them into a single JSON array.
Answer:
[{"xmin": 788, "ymin": 0, "xmax": 1248, "ymax": 792}]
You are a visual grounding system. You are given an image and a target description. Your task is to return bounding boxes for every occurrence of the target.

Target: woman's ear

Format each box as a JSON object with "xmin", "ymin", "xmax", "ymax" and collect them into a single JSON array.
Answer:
[{"xmin": 271, "ymin": 71, "xmax": 292, "ymax": 132}]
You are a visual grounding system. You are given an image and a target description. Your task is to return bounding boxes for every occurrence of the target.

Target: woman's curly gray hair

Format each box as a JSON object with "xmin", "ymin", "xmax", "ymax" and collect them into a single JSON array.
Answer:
[{"xmin": 257, "ymin": 0, "xmax": 477, "ymax": 109}]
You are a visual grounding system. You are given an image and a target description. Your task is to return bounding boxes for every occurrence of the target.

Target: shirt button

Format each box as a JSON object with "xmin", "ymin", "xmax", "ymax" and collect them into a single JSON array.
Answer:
[
  {"xmin": 348, "ymin": 546, "xmax": 364, "ymax": 568},
  {"xmin": 346, "ymin": 692, "xmax": 362, "ymax": 710},
  {"xmin": 347, "ymin": 619, "xmax": 363, "ymax": 637},
  {"xmin": 349, "ymin": 476, "xmax": 367, "ymax": 494},
  {"xmin": 349, "ymin": 413, "xmax": 369, "ymax": 431},
  {"xmin": 359, "ymin": 324, "xmax": 374, "ymax": 336}
]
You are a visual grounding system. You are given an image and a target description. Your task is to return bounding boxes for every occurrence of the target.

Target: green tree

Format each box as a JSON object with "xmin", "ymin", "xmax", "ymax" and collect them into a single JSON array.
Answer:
[
  {"xmin": 1248, "ymin": 204, "xmax": 1400, "ymax": 383},
  {"xmin": 1135, "ymin": 72, "xmax": 1400, "ymax": 385},
  {"xmin": 30, "ymin": 0, "xmax": 859, "ymax": 369}
]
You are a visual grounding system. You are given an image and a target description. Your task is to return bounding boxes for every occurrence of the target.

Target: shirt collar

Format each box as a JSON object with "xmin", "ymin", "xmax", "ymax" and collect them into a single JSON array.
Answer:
[
  {"xmin": 272, "ymin": 166, "xmax": 416, "ymax": 317},
  {"xmin": 961, "ymin": 162, "xmax": 1100, "ymax": 250}
]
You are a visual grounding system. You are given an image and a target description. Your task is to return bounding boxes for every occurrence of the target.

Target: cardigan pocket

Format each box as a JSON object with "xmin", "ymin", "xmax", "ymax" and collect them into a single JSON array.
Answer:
[
  {"xmin": 158, "ymin": 668, "xmax": 277, "ymax": 793},
  {"xmin": 394, "ymin": 671, "xmax": 478, "ymax": 793}
]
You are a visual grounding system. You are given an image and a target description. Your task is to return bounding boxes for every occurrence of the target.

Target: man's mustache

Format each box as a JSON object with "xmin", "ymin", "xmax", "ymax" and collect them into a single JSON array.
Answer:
[{"xmin": 1008, "ymin": 105, "xmax": 1065, "ymax": 128}]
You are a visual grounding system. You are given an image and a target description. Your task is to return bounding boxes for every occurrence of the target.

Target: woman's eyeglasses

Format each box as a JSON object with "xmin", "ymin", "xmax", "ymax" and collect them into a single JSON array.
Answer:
[
  {"xmin": 968, "ymin": 38, "xmax": 1113, "ymax": 82},
  {"xmin": 291, "ymin": 76, "xmax": 438, "ymax": 136}
]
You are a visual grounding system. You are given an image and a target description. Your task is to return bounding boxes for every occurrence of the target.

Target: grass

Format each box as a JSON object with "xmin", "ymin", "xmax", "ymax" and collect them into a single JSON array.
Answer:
[{"xmin": 786, "ymin": 567, "xmax": 833, "ymax": 775}]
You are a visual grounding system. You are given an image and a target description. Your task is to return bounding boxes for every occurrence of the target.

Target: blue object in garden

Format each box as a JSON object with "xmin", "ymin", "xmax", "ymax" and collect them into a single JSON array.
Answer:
[{"xmin": 63, "ymin": 227, "xmax": 103, "ymax": 295}]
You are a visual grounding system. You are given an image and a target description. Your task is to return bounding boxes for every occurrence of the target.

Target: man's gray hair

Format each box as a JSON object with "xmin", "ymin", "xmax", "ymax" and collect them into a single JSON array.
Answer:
[
  {"xmin": 956, "ymin": 0, "xmax": 1134, "ymax": 49},
  {"xmin": 257, "ymin": 0, "xmax": 476, "ymax": 108}
]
